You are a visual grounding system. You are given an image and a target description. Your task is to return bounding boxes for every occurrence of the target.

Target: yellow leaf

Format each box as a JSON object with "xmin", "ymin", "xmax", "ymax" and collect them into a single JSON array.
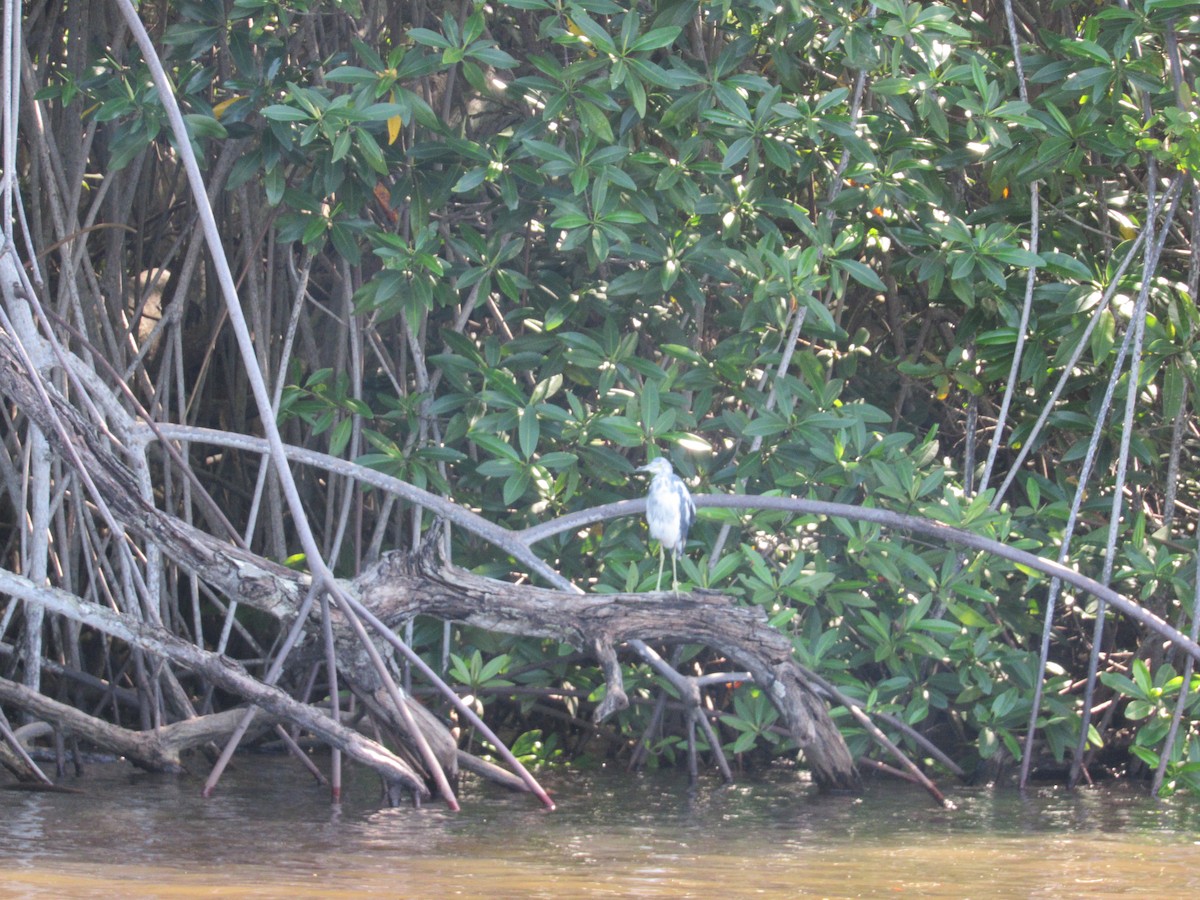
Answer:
[
  {"xmin": 1110, "ymin": 209, "xmax": 1139, "ymax": 241},
  {"xmin": 212, "ymin": 95, "xmax": 243, "ymax": 120},
  {"xmin": 565, "ymin": 18, "xmax": 596, "ymax": 56},
  {"xmin": 387, "ymin": 90, "xmax": 401, "ymax": 145}
]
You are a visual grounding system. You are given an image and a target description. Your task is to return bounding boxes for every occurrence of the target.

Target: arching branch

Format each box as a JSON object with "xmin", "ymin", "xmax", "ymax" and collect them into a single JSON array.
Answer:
[{"xmin": 519, "ymin": 495, "xmax": 1200, "ymax": 666}]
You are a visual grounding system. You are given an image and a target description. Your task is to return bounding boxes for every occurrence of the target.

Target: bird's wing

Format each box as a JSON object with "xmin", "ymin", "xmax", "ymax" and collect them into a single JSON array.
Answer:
[{"xmin": 678, "ymin": 483, "xmax": 696, "ymax": 542}]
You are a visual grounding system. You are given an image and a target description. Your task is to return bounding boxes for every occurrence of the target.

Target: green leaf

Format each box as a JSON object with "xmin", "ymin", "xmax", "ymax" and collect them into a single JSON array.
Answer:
[
  {"xmin": 630, "ymin": 26, "xmax": 681, "ymax": 52},
  {"xmin": 453, "ymin": 167, "xmax": 488, "ymax": 193},
  {"xmin": 329, "ymin": 222, "xmax": 362, "ymax": 265},
  {"xmin": 552, "ymin": 212, "xmax": 590, "ymax": 229},
  {"xmin": 264, "ymin": 166, "xmax": 285, "ymax": 206},
  {"xmin": 988, "ymin": 246, "xmax": 1044, "ymax": 267},
  {"xmin": 1090, "ymin": 309, "xmax": 1115, "ymax": 365},
  {"xmin": 408, "ymin": 27, "xmax": 450, "ymax": 49},
  {"xmin": 477, "ymin": 652, "xmax": 511, "ymax": 684},
  {"xmin": 519, "ymin": 406, "xmax": 540, "ymax": 459},
  {"xmin": 722, "ymin": 136, "xmax": 753, "ymax": 170},
  {"xmin": 503, "ymin": 469, "xmax": 530, "ymax": 505},
  {"xmin": 577, "ymin": 100, "xmax": 614, "ymax": 143},
  {"xmin": 328, "ymin": 417, "xmax": 353, "ymax": 456},
  {"xmin": 323, "ymin": 66, "xmax": 378, "ymax": 85},
  {"xmin": 626, "ymin": 72, "xmax": 647, "ymax": 120},
  {"xmin": 477, "ymin": 458, "xmax": 518, "ymax": 477},
  {"xmin": 471, "ymin": 432, "xmax": 520, "ymax": 461},
  {"xmin": 262, "ymin": 105, "xmax": 311, "ymax": 122},
  {"xmin": 183, "ymin": 113, "xmax": 227, "ymax": 139},
  {"xmin": 1131, "ymin": 658, "xmax": 1153, "ymax": 696},
  {"xmin": 469, "ymin": 45, "xmax": 518, "ymax": 68},
  {"xmin": 1041, "ymin": 251, "xmax": 1092, "ymax": 280},
  {"xmin": 538, "ymin": 451, "xmax": 578, "ymax": 469},
  {"xmin": 1099, "ymin": 672, "xmax": 1140, "ymax": 698},
  {"xmin": 1162, "ymin": 361, "xmax": 1186, "ymax": 423},
  {"xmin": 945, "ymin": 600, "xmax": 991, "ymax": 628},
  {"xmin": 831, "ymin": 258, "xmax": 887, "ymax": 292},
  {"xmin": 331, "ymin": 128, "xmax": 352, "ymax": 162},
  {"xmin": 675, "ymin": 433, "xmax": 711, "ymax": 454},
  {"xmin": 355, "ymin": 128, "xmax": 388, "ymax": 175},
  {"xmin": 565, "ymin": 11, "xmax": 616, "ymax": 54}
]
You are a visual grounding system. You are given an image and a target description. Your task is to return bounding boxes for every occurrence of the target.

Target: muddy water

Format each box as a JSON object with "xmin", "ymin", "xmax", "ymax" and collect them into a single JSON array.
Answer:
[{"xmin": 2, "ymin": 755, "xmax": 1199, "ymax": 897}]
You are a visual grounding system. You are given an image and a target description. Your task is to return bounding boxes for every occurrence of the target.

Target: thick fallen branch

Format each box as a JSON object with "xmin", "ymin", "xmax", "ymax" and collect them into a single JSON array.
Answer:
[
  {"xmin": 354, "ymin": 545, "xmax": 860, "ymax": 791},
  {"xmin": 0, "ymin": 677, "xmax": 270, "ymax": 773}
]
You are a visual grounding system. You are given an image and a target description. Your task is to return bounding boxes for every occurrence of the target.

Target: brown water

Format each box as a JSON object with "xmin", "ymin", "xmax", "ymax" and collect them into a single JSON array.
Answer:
[{"xmin": 2, "ymin": 755, "xmax": 1199, "ymax": 898}]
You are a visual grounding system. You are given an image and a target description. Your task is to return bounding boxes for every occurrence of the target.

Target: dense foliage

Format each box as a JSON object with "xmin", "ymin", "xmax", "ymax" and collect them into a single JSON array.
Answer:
[{"xmin": 9, "ymin": 0, "xmax": 1200, "ymax": 792}]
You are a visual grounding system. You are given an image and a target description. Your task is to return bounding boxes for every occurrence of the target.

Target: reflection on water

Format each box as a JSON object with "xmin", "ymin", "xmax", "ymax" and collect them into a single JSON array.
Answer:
[{"xmin": 2, "ymin": 755, "xmax": 1199, "ymax": 897}]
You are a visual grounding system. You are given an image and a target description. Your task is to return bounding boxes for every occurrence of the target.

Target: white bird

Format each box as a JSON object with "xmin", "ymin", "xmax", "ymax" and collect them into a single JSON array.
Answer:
[{"xmin": 636, "ymin": 457, "xmax": 695, "ymax": 593}]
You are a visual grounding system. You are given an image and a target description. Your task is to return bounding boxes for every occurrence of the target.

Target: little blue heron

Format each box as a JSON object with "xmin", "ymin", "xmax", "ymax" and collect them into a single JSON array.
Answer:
[{"xmin": 636, "ymin": 457, "xmax": 695, "ymax": 593}]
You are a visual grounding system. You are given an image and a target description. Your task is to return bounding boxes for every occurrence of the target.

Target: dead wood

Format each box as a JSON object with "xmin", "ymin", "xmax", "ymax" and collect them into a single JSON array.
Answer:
[
  {"xmin": 0, "ymin": 566, "xmax": 431, "ymax": 798},
  {"xmin": 0, "ymin": 677, "xmax": 270, "ymax": 773},
  {"xmin": 0, "ymin": 712, "xmax": 49, "ymax": 783},
  {"xmin": 355, "ymin": 545, "xmax": 861, "ymax": 791},
  {"xmin": 456, "ymin": 749, "xmax": 530, "ymax": 792}
]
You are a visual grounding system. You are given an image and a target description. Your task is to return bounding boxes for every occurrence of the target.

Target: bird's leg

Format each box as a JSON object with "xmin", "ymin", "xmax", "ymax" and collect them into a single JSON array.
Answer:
[
  {"xmin": 655, "ymin": 544, "xmax": 665, "ymax": 593},
  {"xmin": 671, "ymin": 552, "xmax": 680, "ymax": 594}
]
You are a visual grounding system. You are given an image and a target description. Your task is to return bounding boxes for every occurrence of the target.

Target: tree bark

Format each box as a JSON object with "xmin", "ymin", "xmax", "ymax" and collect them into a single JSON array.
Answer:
[
  {"xmin": 356, "ymin": 545, "xmax": 860, "ymax": 791},
  {"xmin": 0, "ymin": 677, "xmax": 270, "ymax": 774}
]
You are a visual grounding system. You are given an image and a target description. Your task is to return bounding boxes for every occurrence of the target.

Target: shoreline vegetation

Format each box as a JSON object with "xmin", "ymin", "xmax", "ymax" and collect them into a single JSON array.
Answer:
[{"xmin": 2, "ymin": 0, "xmax": 1199, "ymax": 807}]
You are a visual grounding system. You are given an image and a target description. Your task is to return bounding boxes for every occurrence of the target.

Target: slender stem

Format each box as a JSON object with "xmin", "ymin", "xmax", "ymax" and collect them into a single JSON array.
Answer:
[
  {"xmin": 1019, "ymin": 317, "xmax": 1137, "ymax": 790},
  {"xmin": 334, "ymin": 591, "xmax": 556, "ymax": 810},
  {"xmin": 981, "ymin": 0, "xmax": 1037, "ymax": 497},
  {"xmin": 693, "ymin": 705, "xmax": 733, "ymax": 783},
  {"xmin": 1070, "ymin": 164, "xmax": 1171, "ymax": 788},
  {"xmin": 991, "ymin": 177, "xmax": 1182, "ymax": 506},
  {"xmin": 202, "ymin": 584, "xmax": 321, "ymax": 797},
  {"xmin": 1152, "ymin": 513, "xmax": 1200, "ymax": 795}
]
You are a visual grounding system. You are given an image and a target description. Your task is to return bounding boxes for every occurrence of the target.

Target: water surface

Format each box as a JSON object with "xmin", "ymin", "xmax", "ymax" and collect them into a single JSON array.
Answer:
[{"xmin": 2, "ymin": 756, "xmax": 1198, "ymax": 897}]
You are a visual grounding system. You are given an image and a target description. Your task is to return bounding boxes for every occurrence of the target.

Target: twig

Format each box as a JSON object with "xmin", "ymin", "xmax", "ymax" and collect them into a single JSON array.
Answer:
[{"xmin": 0, "ymin": 704, "xmax": 53, "ymax": 785}]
